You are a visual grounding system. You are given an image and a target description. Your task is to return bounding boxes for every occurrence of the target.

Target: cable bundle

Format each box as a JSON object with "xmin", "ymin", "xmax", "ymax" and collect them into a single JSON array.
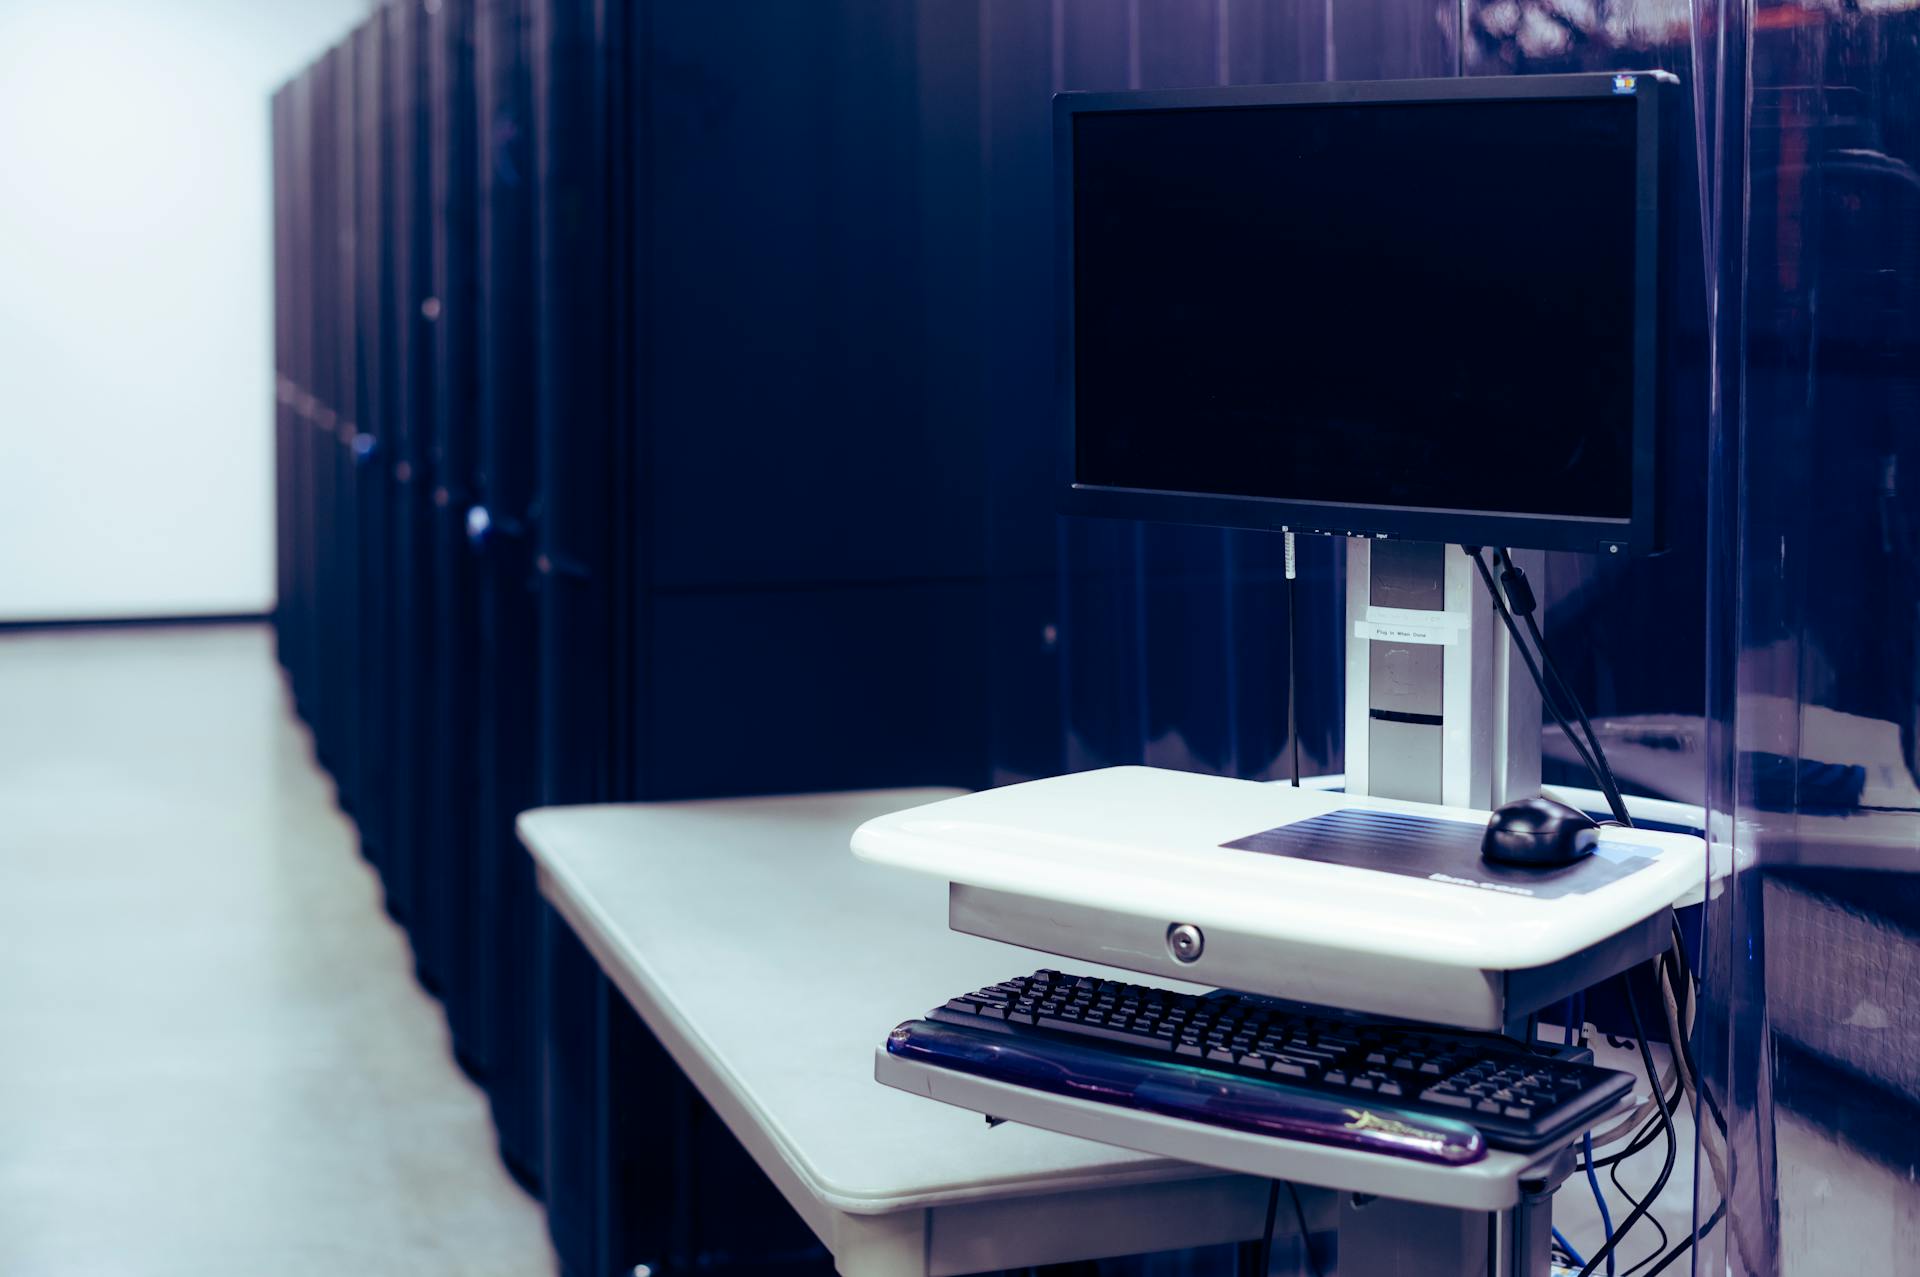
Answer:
[{"xmin": 1466, "ymin": 546, "xmax": 1732, "ymax": 1276}]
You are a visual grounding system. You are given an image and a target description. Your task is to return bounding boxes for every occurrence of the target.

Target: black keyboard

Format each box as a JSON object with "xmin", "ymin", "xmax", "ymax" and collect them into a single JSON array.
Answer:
[{"xmin": 917, "ymin": 969, "xmax": 1635, "ymax": 1153}]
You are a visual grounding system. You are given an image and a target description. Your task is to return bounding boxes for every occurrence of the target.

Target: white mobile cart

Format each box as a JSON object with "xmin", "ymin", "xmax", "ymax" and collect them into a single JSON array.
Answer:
[{"xmin": 857, "ymin": 744, "xmax": 1706, "ymax": 1275}]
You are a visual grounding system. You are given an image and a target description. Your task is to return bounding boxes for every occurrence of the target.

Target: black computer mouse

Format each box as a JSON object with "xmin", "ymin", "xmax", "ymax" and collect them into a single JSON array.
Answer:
[{"xmin": 1481, "ymin": 797, "xmax": 1598, "ymax": 868}]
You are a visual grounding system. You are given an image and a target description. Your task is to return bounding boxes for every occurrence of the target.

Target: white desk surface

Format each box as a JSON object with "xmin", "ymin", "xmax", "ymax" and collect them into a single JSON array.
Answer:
[
  {"xmin": 854, "ymin": 767, "xmax": 1708, "ymax": 972},
  {"xmin": 520, "ymin": 791, "xmax": 1270, "ymax": 1277}
]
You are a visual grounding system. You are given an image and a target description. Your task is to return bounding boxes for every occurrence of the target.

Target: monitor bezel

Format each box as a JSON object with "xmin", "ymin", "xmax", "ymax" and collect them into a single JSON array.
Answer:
[{"xmin": 1055, "ymin": 71, "xmax": 1668, "ymax": 556}]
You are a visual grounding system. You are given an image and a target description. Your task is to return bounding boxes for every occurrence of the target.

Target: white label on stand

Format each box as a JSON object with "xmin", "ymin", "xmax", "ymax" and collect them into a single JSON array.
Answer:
[{"xmin": 1354, "ymin": 621, "xmax": 1459, "ymax": 646}]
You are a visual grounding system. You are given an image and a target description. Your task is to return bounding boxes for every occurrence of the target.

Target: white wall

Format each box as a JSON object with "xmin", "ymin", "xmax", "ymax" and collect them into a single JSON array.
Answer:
[{"xmin": 0, "ymin": 0, "xmax": 368, "ymax": 622}]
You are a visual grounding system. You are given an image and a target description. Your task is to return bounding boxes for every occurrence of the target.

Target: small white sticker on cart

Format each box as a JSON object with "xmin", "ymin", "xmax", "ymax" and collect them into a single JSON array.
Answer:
[{"xmin": 1354, "ymin": 621, "xmax": 1459, "ymax": 646}]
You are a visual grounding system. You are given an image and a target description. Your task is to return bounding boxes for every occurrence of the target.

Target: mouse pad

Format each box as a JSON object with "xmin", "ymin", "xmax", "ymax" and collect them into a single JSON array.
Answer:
[{"xmin": 1221, "ymin": 808, "xmax": 1657, "ymax": 900}]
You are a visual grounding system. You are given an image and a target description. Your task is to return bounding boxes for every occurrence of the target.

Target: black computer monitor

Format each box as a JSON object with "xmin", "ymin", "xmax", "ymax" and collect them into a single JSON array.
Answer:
[{"xmin": 1057, "ymin": 72, "xmax": 1671, "ymax": 555}]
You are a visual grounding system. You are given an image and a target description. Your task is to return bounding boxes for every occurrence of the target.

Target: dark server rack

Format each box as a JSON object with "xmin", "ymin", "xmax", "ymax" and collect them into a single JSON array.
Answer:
[
  {"xmin": 473, "ymin": 0, "xmax": 547, "ymax": 1191},
  {"xmin": 427, "ymin": 0, "xmax": 490, "ymax": 1078},
  {"xmin": 297, "ymin": 55, "xmax": 324, "ymax": 749},
  {"xmin": 272, "ymin": 9, "xmax": 1003, "ymax": 1275},
  {"xmin": 312, "ymin": 40, "xmax": 348, "ymax": 781},
  {"xmin": 288, "ymin": 66, "xmax": 319, "ymax": 726},
  {"xmin": 273, "ymin": 77, "xmax": 296, "ymax": 696},
  {"xmin": 339, "ymin": 34, "xmax": 366, "ymax": 803},
  {"xmin": 339, "ymin": 33, "xmax": 364, "ymax": 804},
  {"xmin": 529, "ymin": 0, "xmax": 613, "ymax": 809},
  {"xmin": 527, "ymin": 4, "xmax": 660, "ymax": 1274},
  {"xmin": 271, "ymin": 86, "xmax": 294, "ymax": 678},
  {"xmin": 352, "ymin": 14, "xmax": 393, "ymax": 884},
  {"xmin": 536, "ymin": 6, "xmax": 995, "ymax": 1274},
  {"xmin": 626, "ymin": 2, "xmax": 991, "ymax": 802},
  {"xmin": 294, "ymin": 67, "xmax": 315, "ymax": 714},
  {"xmin": 387, "ymin": 0, "xmax": 438, "ymax": 970}
]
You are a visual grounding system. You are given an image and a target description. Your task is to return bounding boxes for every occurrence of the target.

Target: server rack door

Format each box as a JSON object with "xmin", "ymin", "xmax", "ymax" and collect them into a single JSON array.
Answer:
[
  {"xmin": 571, "ymin": 9, "xmax": 982, "ymax": 1275},
  {"xmin": 428, "ymin": 0, "xmax": 490, "ymax": 1077},
  {"xmin": 531, "ymin": 0, "xmax": 618, "ymax": 1267},
  {"xmin": 324, "ymin": 37, "xmax": 347, "ymax": 787},
  {"xmin": 304, "ymin": 58, "xmax": 327, "ymax": 735},
  {"xmin": 388, "ymin": 0, "xmax": 440, "ymax": 977},
  {"xmin": 272, "ymin": 85, "xmax": 294, "ymax": 675},
  {"xmin": 474, "ymin": 0, "xmax": 545, "ymax": 1191},
  {"xmin": 286, "ymin": 72, "xmax": 316, "ymax": 725},
  {"xmin": 632, "ymin": 3, "xmax": 990, "ymax": 802},
  {"xmin": 336, "ymin": 34, "xmax": 366, "ymax": 810},
  {"xmin": 308, "ymin": 54, "xmax": 330, "ymax": 739},
  {"xmin": 348, "ymin": 30, "xmax": 369, "ymax": 819},
  {"xmin": 530, "ymin": 0, "xmax": 611, "ymax": 810},
  {"xmin": 642, "ymin": 5, "xmax": 983, "ymax": 597},
  {"xmin": 353, "ymin": 15, "xmax": 393, "ymax": 879},
  {"xmin": 313, "ymin": 45, "xmax": 347, "ymax": 779}
]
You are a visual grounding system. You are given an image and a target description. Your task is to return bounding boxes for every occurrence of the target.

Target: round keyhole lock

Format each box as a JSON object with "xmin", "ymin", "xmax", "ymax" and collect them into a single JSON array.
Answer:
[{"xmin": 1167, "ymin": 922, "xmax": 1205, "ymax": 964}]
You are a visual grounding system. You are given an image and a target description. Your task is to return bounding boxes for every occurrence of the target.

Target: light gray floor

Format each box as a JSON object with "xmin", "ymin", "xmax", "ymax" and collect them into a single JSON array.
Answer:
[{"xmin": 0, "ymin": 624, "xmax": 555, "ymax": 1277}]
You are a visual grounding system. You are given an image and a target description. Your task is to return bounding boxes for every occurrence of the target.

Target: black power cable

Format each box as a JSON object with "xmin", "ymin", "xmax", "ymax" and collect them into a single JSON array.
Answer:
[
  {"xmin": 1579, "ymin": 982, "xmax": 1678, "ymax": 1277},
  {"xmin": 1494, "ymin": 548, "xmax": 1633, "ymax": 828},
  {"xmin": 1640, "ymin": 1201, "xmax": 1726, "ymax": 1276},
  {"xmin": 1461, "ymin": 548, "xmax": 1706, "ymax": 1271},
  {"xmin": 1524, "ymin": 608, "xmax": 1626, "ymax": 815},
  {"xmin": 1577, "ymin": 1084, "xmax": 1681, "ymax": 1173},
  {"xmin": 1286, "ymin": 1182, "xmax": 1322, "ymax": 1277},
  {"xmin": 1258, "ymin": 1180, "xmax": 1279, "ymax": 1276},
  {"xmin": 1614, "ymin": 1157, "xmax": 1671, "ymax": 1275},
  {"xmin": 1465, "ymin": 548, "xmax": 1617, "ymax": 807}
]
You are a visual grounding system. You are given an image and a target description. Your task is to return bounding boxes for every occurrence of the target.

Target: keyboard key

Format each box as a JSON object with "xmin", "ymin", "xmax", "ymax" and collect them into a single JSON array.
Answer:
[{"xmin": 1062, "ymin": 1019, "xmax": 1154, "ymax": 1047}]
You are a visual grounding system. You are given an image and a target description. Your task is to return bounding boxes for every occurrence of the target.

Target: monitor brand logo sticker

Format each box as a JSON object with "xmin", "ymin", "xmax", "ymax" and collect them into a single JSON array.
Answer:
[{"xmin": 1612, "ymin": 74, "xmax": 1638, "ymax": 94}]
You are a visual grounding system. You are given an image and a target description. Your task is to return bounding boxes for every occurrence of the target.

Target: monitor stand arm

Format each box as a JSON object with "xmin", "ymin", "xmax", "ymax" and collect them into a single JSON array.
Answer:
[
  {"xmin": 1342, "ymin": 540, "xmax": 1542, "ymax": 808},
  {"xmin": 1340, "ymin": 539, "xmax": 1559, "ymax": 1277}
]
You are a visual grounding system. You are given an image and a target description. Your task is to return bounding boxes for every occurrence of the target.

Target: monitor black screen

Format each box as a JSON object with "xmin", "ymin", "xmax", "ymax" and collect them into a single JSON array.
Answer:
[{"xmin": 1068, "ymin": 84, "xmax": 1654, "ymax": 547}]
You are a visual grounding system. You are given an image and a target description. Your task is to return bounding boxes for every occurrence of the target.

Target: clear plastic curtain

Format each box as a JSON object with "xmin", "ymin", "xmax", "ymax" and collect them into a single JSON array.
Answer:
[{"xmin": 1700, "ymin": 0, "xmax": 1920, "ymax": 1273}]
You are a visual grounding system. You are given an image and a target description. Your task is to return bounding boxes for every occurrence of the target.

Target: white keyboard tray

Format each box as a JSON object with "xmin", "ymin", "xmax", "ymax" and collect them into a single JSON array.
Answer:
[{"xmin": 875, "ymin": 1049, "xmax": 1597, "ymax": 1212}]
